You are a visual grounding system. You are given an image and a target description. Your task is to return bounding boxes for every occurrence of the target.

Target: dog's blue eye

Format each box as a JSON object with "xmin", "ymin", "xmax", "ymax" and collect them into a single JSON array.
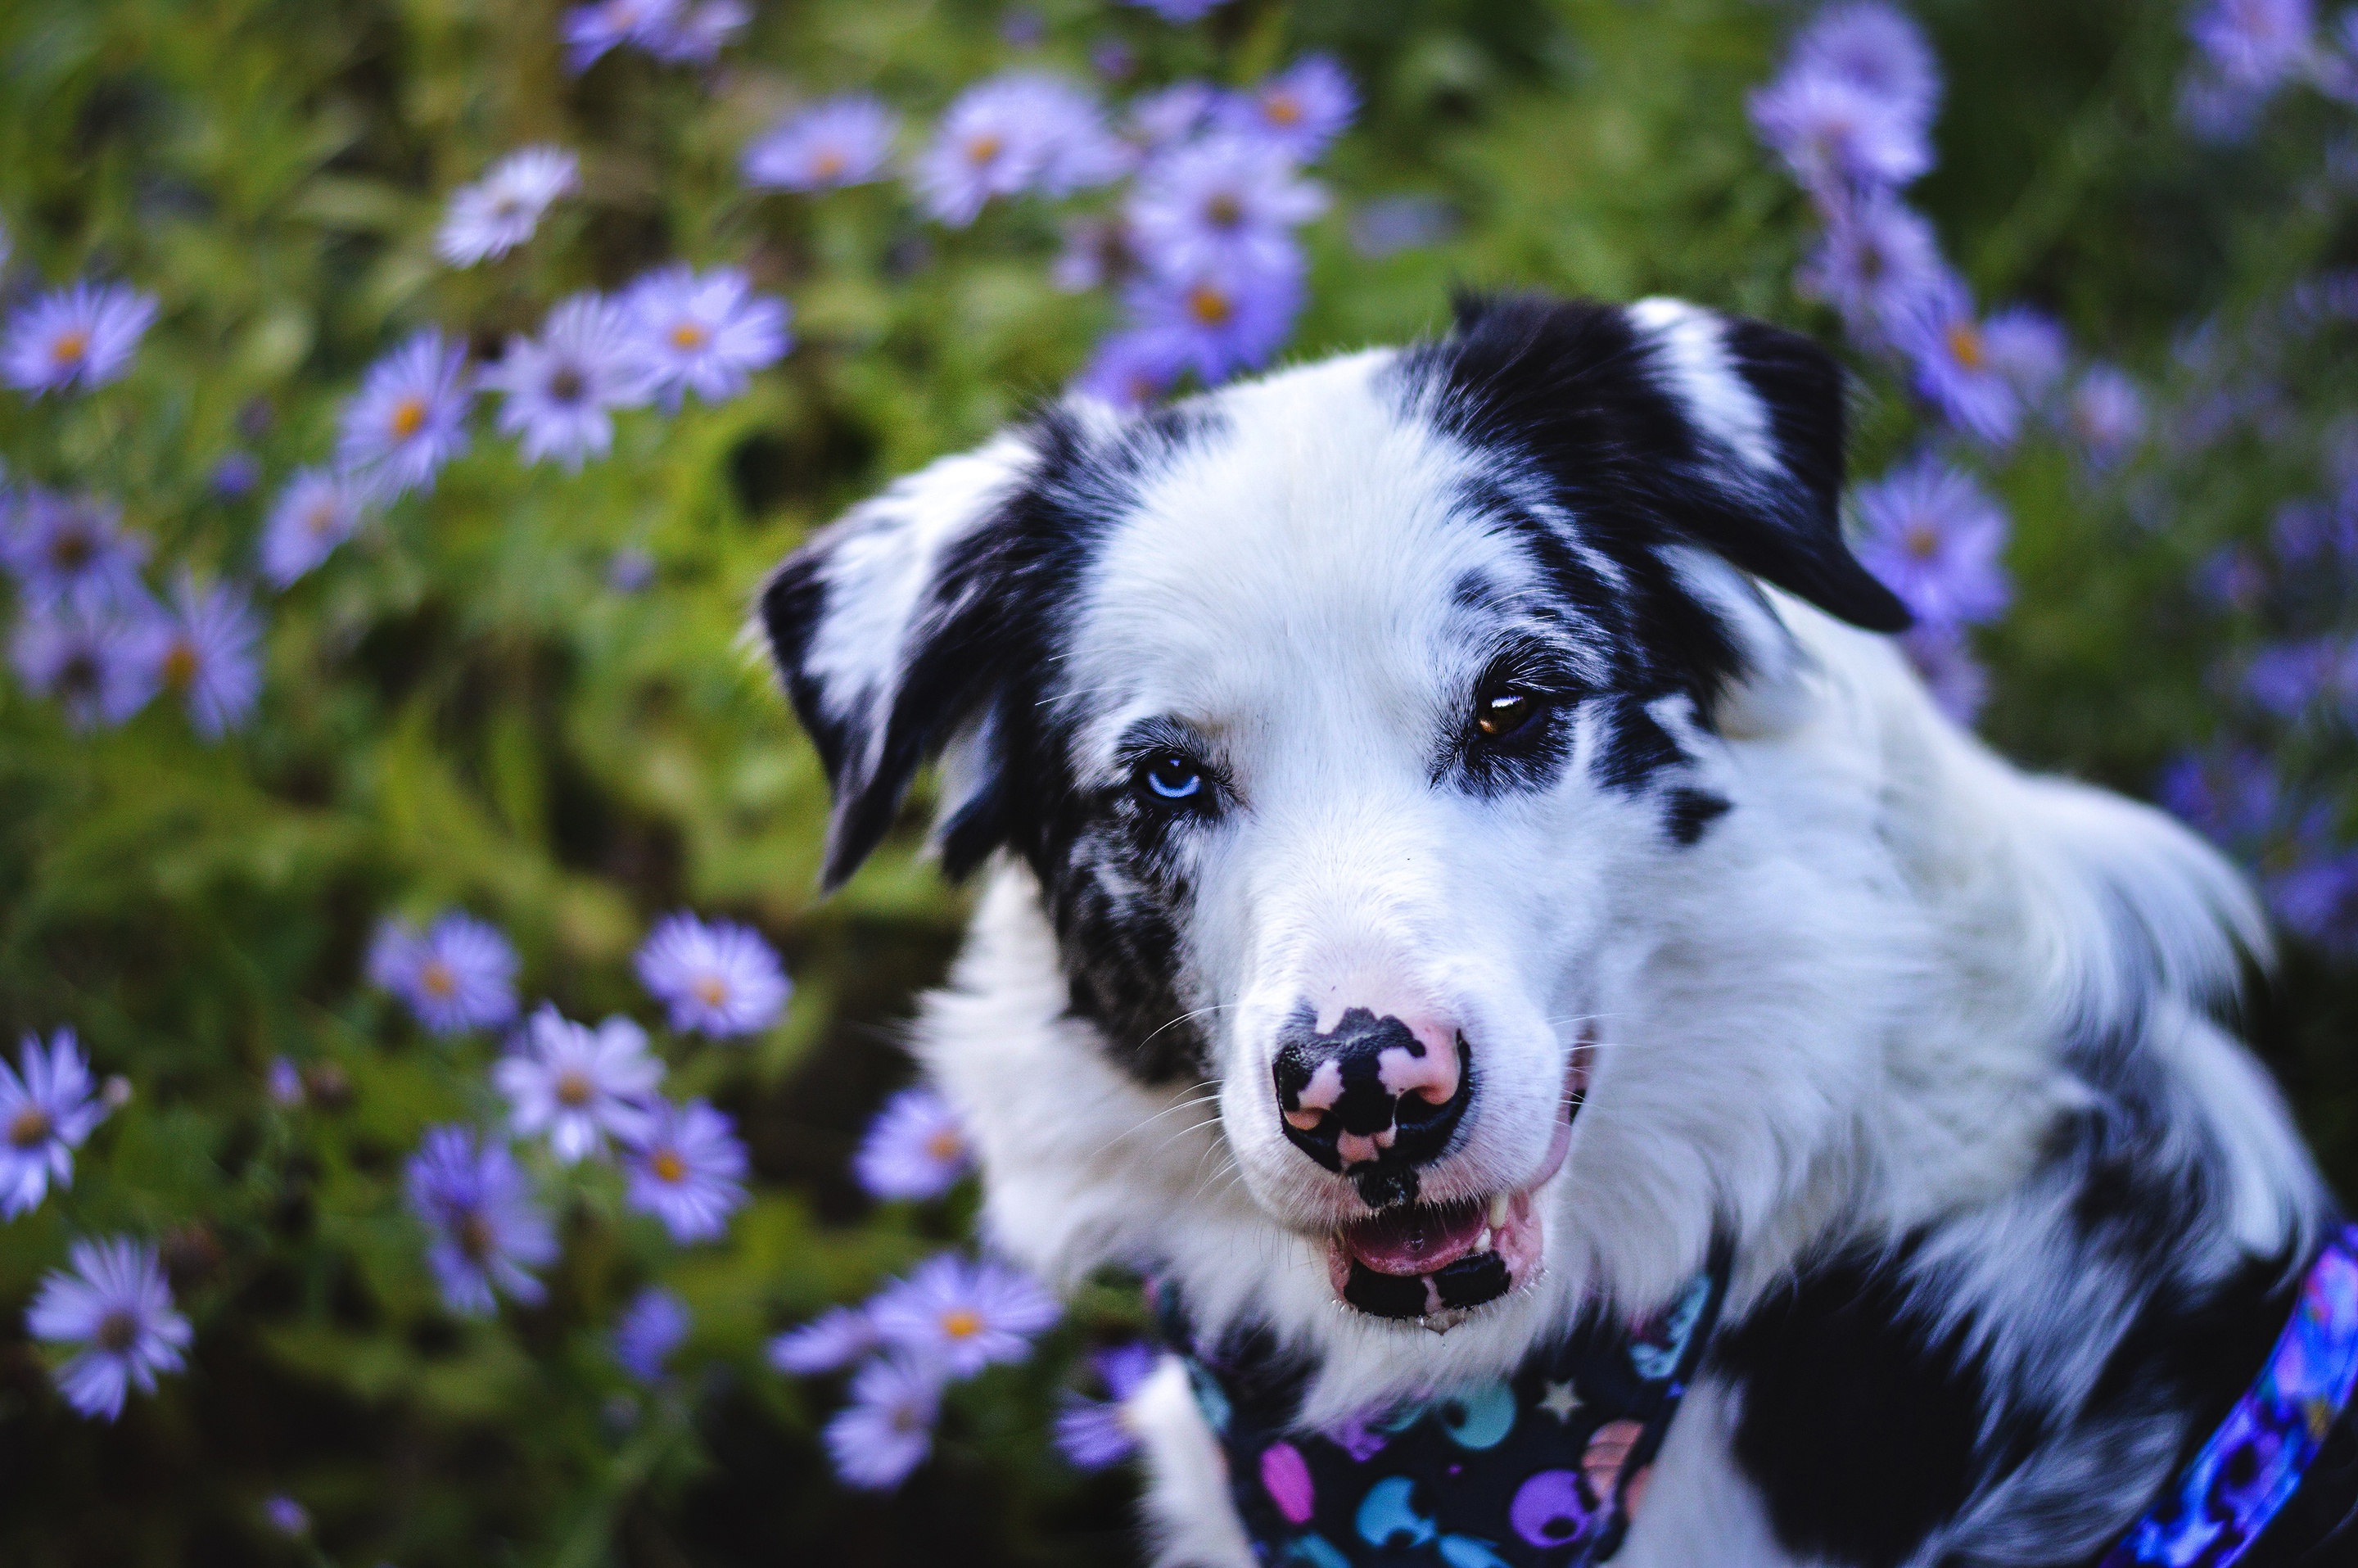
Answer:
[{"xmin": 1141, "ymin": 754, "xmax": 1204, "ymax": 802}]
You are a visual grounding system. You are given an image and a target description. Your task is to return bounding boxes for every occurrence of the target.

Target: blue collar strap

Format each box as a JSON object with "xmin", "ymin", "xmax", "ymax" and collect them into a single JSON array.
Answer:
[
  {"xmin": 2102, "ymin": 1224, "xmax": 2358, "ymax": 1568},
  {"xmin": 1159, "ymin": 1245, "xmax": 1732, "ymax": 1568}
]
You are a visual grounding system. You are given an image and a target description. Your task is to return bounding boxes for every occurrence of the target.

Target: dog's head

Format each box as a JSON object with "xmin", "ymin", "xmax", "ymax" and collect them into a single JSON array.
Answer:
[{"xmin": 761, "ymin": 295, "xmax": 1909, "ymax": 1326}]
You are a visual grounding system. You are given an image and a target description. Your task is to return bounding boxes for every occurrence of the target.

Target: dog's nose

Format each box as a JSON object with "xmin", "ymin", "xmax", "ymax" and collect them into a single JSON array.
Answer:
[{"xmin": 1272, "ymin": 1003, "xmax": 1472, "ymax": 1205}]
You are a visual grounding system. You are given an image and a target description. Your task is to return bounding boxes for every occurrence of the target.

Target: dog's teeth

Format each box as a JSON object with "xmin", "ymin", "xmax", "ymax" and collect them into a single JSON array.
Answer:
[
  {"xmin": 1474, "ymin": 1227, "xmax": 1491, "ymax": 1252},
  {"xmin": 1488, "ymin": 1193, "xmax": 1510, "ymax": 1227}
]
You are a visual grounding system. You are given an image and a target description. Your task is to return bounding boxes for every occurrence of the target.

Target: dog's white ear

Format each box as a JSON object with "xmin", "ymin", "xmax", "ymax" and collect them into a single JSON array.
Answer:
[{"xmin": 757, "ymin": 426, "xmax": 1052, "ymax": 888}]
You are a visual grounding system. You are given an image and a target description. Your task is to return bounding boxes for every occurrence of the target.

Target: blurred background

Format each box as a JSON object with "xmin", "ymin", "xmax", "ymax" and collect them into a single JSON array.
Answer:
[{"xmin": 4, "ymin": 0, "xmax": 2358, "ymax": 1562}]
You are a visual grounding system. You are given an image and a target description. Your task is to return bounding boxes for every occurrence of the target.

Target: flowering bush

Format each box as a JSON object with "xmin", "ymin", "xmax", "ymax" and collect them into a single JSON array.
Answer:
[{"xmin": 6, "ymin": 0, "xmax": 2358, "ymax": 1562}]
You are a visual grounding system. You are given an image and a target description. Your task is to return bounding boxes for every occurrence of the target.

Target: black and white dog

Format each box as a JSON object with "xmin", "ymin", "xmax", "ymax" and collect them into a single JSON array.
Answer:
[{"xmin": 760, "ymin": 295, "xmax": 2358, "ymax": 1566}]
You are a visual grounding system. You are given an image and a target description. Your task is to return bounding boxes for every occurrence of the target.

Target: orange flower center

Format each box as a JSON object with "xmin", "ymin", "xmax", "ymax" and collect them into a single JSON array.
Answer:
[
  {"xmin": 390, "ymin": 395, "xmax": 428, "ymax": 440},
  {"xmin": 812, "ymin": 148, "xmax": 848, "ymax": 180},
  {"xmin": 161, "ymin": 639, "xmax": 200, "ymax": 693},
  {"xmin": 964, "ymin": 133, "xmax": 1005, "ymax": 167},
  {"xmin": 1902, "ymin": 521, "xmax": 1940, "ymax": 560},
  {"xmin": 1186, "ymin": 284, "xmax": 1235, "ymax": 328},
  {"xmin": 7, "ymin": 1105, "xmax": 51, "ymax": 1148},
  {"xmin": 50, "ymin": 328, "xmax": 90, "ymax": 367},
  {"xmin": 669, "ymin": 321, "xmax": 710, "ymax": 352},
  {"xmin": 1204, "ymin": 192, "xmax": 1244, "ymax": 230},
  {"xmin": 924, "ymin": 1127, "xmax": 962, "ymax": 1161},
  {"xmin": 1264, "ymin": 93, "xmax": 1303, "ymax": 128},
  {"xmin": 691, "ymin": 974, "xmax": 729, "ymax": 1008},
  {"xmin": 941, "ymin": 1308, "xmax": 982, "ymax": 1340},
  {"xmin": 554, "ymin": 1069, "xmax": 594, "ymax": 1107},
  {"xmin": 652, "ymin": 1149, "xmax": 688, "ymax": 1184},
  {"xmin": 1946, "ymin": 320, "xmax": 1986, "ymax": 373},
  {"xmin": 305, "ymin": 502, "xmax": 339, "ymax": 538},
  {"xmin": 418, "ymin": 959, "xmax": 458, "ymax": 999}
]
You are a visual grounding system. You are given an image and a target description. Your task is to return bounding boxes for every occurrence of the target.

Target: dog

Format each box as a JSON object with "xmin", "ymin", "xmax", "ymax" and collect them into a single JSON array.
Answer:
[{"xmin": 759, "ymin": 294, "xmax": 2358, "ymax": 1566}]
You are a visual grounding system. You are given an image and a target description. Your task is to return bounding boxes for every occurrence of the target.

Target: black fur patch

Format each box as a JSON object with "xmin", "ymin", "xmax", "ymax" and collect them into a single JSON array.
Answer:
[
  {"xmin": 1663, "ymin": 787, "xmax": 1731, "ymax": 845},
  {"xmin": 1592, "ymin": 696, "xmax": 1687, "ymax": 793}
]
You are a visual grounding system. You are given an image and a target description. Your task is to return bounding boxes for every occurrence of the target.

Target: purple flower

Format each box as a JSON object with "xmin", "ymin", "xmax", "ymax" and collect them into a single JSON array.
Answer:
[
  {"xmin": 1126, "ymin": 82, "xmax": 1225, "ymax": 153},
  {"xmin": 1788, "ymin": 3, "xmax": 1941, "ymax": 129},
  {"xmin": 621, "ymin": 265, "xmax": 789, "ymax": 409},
  {"xmin": 1899, "ymin": 623, "xmax": 1989, "ymax": 724},
  {"xmin": 2243, "ymin": 636, "xmax": 2358, "ymax": 719},
  {"xmin": 0, "ymin": 1028, "xmax": 110, "ymax": 1218},
  {"xmin": 621, "ymin": 1098, "xmax": 748, "ymax": 1242},
  {"xmin": 1127, "ymin": 0, "xmax": 1222, "ymax": 20},
  {"xmin": 1749, "ymin": 68, "xmax": 1931, "ymax": 195},
  {"xmin": 633, "ymin": 911, "xmax": 789, "ymax": 1037},
  {"xmin": 483, "ymin": 292, "xmax": 654, "ymax": 469},
  {"xmin": 494, "ymin": 1005, "xmax": 662, "ymax": 1163},
  {"xmin": 154, "ymin": 574, "xmax": 262, "ymax": 739},
  {"xmin": 2068, "ymin": 366, "xmax": 2146, "ymax": 469},
  {"xmin": 1979, "ymin": 306, "xmax": 2070, "ymax": 404},
  {"xmin": 914, "ymin": 74, "xmax": 1127, "ymax": 225},
  {"xmin": 1054, "ymin": 1342, "xmax": 1160, "ymax": 1470},
  {"xmin": 1127, "ymin": 134, "xmax": 1326, "ymax": 282},
  {"xmin": 258, "ymin": 468, "xmax": 366, "ymax": 587},
  {"xmin": 436, "ymin": 146, "xmax": 580, "ymax": 267},
  {"xmin": 1074, "ymin": 329, "xmax": 1188, "ymax": 409},
  {"xmin": 1053, "ymin": 215, "xmax": 1136, "ymax": 292},
  {"xmin": 10, "ymin": 592, "xmax": 165, "ymax": 731},
  {"xmin": 562, "ymin": 0, "xmax": 682, "ymax": 71},
  {"xmin": 1797, "ymin": 194, "xmax": 1948, "ymax": 338},
  {"xmin": 2189, "ymin": 0, "xmax": 2315, "ymax": 90},
  {"xmin": 867, "ymin": 1253, "xmax": 1059, "ymax": 1377},
  {"xmin": 267, "ymin": 1056, "xmax": 304, "ymax": 1108},
  {"xmin": 1215, "ymin": 55, "xmax": 1358, "ymax": 162},
  {"xmin": 1121, "ymin": 251, "xmax": 1304, "ymax": 385},
  {"xmin": 613, "ymin": 1286, "xmax": 690, "ymax": 1382},
  {"xmin": 855, "ymin": 1087, "xmax": 974, "ymax": 1201},
  {"xmin": 1852, "ymin": 454, "xmax": 2012, "ymax": 628},
  {"xmin": 770, "ymin": 1304, "xmax": 879, "ymax": 1374},
  {"xmin": 404, "ymin": 1124, "xmax": 558, "ymax": 1316},
  {"xmin": 2158, "ymin": 749, "xmax": 2282, "ymax": 851},
  {"xmin": 209, "ymin": 452, "xmax": 261, "ymax": 499},
  {"xmin": 743, "ymin": 97, "xmax": 897, "ymax": 192},
  {"xmin": 607, "ymin": 545, "xmax": 657, "ymax": 593},
  {"xmin": 26, "ymin": 1237, "xmax": 192, "ymax": 1421},
  {"xmin": 367, "ymin": 912, "xmax": 520, "ymax": 1036},
  {"xmin": 824, "ymin": 1353, "xmax": 943, "ymax": 1489},
  {"xmin": 2, "ymin": 282, "xmax": 158, "ymax": 396},
  {"xmin": 643, "ymin": 0, "xmax": 748, "ymax": 62},
  {"xmin": 0, "ymin": 489, "xmax": 149, "ymax": 608},
  {"xmin": 2270, "ymin": 836, "xmax": 2358, "ymax": 951},
  {"xmin": 1890, "ymin": 279, "xmax": 2023, "ymax": 445},
  {"xmin": 262, "ymin": 1496, "xmax": 309, "ymax": 1537},
  {"xmin": 2322, "ymin": 11, "xmax": 2358, "ymax": 104},
  {"xmin": 335, "ymin": 330, "xmax": 473, "ymax": 500}
]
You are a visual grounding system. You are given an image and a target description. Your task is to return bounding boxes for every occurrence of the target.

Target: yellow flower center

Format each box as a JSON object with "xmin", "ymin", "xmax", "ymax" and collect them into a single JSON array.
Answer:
[
  {"xmin": 812, "ymin": 148, "xmax": 848, "ymax": 180},
  {"xmin": 1186, "ymin": 284, "xmax": 1235, "ymax": 328},
  {"xmin": 941, "ymin": 1308, "xmax": 982, "ymax": 1341},
  {"xmin": 964, "ymin": 132, "xmax": 1005, "ymax": 168},
  {"xmin": 669, "ymin": 321, "xmax": 710, "ymax": 352},
  {"xmin": 389, "ymin": 395, "xmax": 429, "ymax": 440},
  {"xmin": 1264, "ymin": 92, "xmax": 1303, "ymax": 128},
  {"xmin": 652, "ymin": 1149, "xmax": 688, "ymax": 1184},
  {"xmin": 691, "ymin": 974, "xmax": 729, "ymax": 1008},
  {"xmin": 161, "ymin": 639, "xmax": 200, "ymax": 693},
  {"xmin": 1946, "ymin": 320, "xmax": 1986, "ymax": 373},
  {"xmin": 554, "ymin": 1069, "xmax": 594, "ymax": 1107},
  {"xmin": 50, "ymin": 328, "xmax": 90, "ymax": 368},
  {"xmin": 418, "ymin": 959, "xmax": 458, "ymax": 999},
  {"xmin": 924, "ymin": 1127, "xmax": 963, "ymax": 1161},
  {"xmin": 1903, "ymin": 520, "xmax": 1940, "ymax": 560},
  {"xmin": 7, "ymin": 1105, "xmax": 51, "ymax": 1149}
]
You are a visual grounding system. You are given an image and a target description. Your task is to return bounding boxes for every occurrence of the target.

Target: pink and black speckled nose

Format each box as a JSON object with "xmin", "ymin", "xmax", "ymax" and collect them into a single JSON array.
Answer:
[{"xmin": 1272, "ymin": 1002, "xmax": 1471, "ymax": 1209}]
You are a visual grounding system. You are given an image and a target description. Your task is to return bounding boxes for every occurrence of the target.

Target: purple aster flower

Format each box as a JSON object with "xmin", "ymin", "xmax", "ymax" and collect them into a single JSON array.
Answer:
[
  {"xmin": 867, "ymin": 1253, "xmax": 1059, "ymax": 1377},
  {"xmin": 2243, "ymin": 636, "xmax": 2358, "ymax": 719},
  {"xmin": 1797, "ymin": 195, "xmax": 1948, "ymax": 337},
  {"xmin": 0, "ymin": 1028, "xmax": 109, "ymax": 1218},
  {"xmin": 2273, "ymin": 495, "xmax": 2358, "ymax": 567},
  {"xmin": 825, "ymin": 1353, "xmax": 943, "ymax": 1490},
  {"xmin": 770, "ymin": 1304, "xmax": 880, "ymax": 1374},
  {"xmin": 209, "ymin": 452, "xmax": 260, "ymax": 499},
  {"xmin": 2193, "ymin": 546, "xmax": 2267, "ymax": 613},
  {"xmin": 367, "ymin": 911, "xmax": 520, "ymax": 1036},
  {"xmin": 1788, "ymin": 3, "xmax": 1941, "ymax": 129},
  {"xmin": 483, "ymin": 292, "xmax": 654, "ymax": 470},
  {"xmin": 2068, "ymin": 365, "xmax": 2146, "ymax": 469},
  {"xmin": 404, "ymin": 1124, "xmax": 558, "ymax": 1316},
  {"xmin": 612, "ymin": 1286, "xmax": 690, "ymax": 1382},
  {"xmin": 26, "ymin": 1237, "xmax": 192, "ymax": 1421},
  {"xmin": 914, "ymin": 74, "xmax": 1127, "ymax": 225},
  {"xmin": 1126, "ymin": 81, "xmax": 1225, "ymax": 152},
  {"xmin": 10, "ymin": 592, "xmax": 165, "ymax": 731},
  {"xmin": 436, "ymin": 146, "xmax": 580, "ymax": 267},
  {"xmin": 262, "ymin": 1496, "xmax": 309, "ymax": 1537},
  {"xmin": 335, "ymin": 330, "xmax": 473, "ymax": 501},
  {"xmin": 1890, "ymin": 279, "xmax": 2023, "ymax": 446},
  {"xmin": 643, "ymin": 0, "xmax": 747, "ymax": 62},
  {"xmin": 743, "ymin": 97, "xmax": 897, "ymax": 192},
  {"xmin": 1979, "ymin": 306, "xmax": 2070, "ymax": 404},
  {"xmin": 495, "ymin": 1005, "xmax": 662, "ymax": 1164},
  {"xmin": 621, "ymin": 1098, "xmax": 749, "ymax": 1243},
  {"xmin": 0, "ymin": 488, "xmax": 149, "ymax": 607},
  {"xmin": 2, "ymin": 282, "xmax": 159, "ymax": 397},
  {"xmin": 1127, "ymin": 134, "xmax": 1326, "ymax": 282},
  {"xmin": 633, "ymin": 911, "xmax": 790, "ymax": 1037},
  {"xmin": 1127, "ymin": 0, "xmax": 1222, "ymax": 19},
  {"xmin": 258, "ymin": 468, "xmax": 366, "ymax": 587},
  {"xmin": 2321, "ymin": 11, "xmax": 2358, "ymax": 103},
  {"xmin": 2179, "ymin": 67, "xmax": 2274, "ymax": 144},
  {"xmin": 2270, "ymin": 830, "xmax": 2358, "ymax": 951},
  {"xmin": 2158, "ymin": 749, "xmax": 2281, "ymax": 850},
  {"xmin": 1215, "ymin": 55, "xmax": 1358, "ymax": 162},
  {"xmin": 153, "ymin": 574, "xmax": 261, "ymax": 739},
  {"xmin": 620, "ymin": 265, "xmax": 789, "ymax": 410},
  {"xmin": 1054, "ymin": 1341, "xmax": 1160, "ymax": 1469},
  {"xmin": 2189, "ymin": 0, "xmax": 2315, "ymax": 90},
  {"xmin": 1092, "ymin": 38, "xmax": 1139, "ymax": 82},
  {"xmin": 854, "ymin": 1086, "xmax": 974, "ymax": 1201},
  {"xmin": 608, "ymin": 545, "xmax": 657, "ymax": 592},
  {"xmin": 1121, "ymin": 251, "xmax": 1304, "ymax": 386},
  {"xmin": 1899, "ymin": 623, "xmax": 1989, "ymax": 724},
  {"xmin": 1749, "ymin": 67, "xmax": 1931, "ymax": 196},
  {"xmin": 562, "ymin": 0, "xmax": 682, "ymax": 71},
  {"xmin": 1852, "ymin": 454, "xmax": 2012, "ymax": 628},
  {"xmin": 267, "ymin": 1056, "xmax": 304, "ymax": 1108}
]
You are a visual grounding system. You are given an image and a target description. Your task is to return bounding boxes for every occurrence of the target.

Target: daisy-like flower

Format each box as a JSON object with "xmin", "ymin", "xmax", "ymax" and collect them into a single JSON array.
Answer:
[
  {"xmin": 367, "ymin": 911, "xmax": 520, "ymax": 1036},
  {"xmin": 1054, "ymin": 1341, "xmax": 1160, "ymax": 1470},
  {"xmin": 1126, "ymin": 81, "xmax": 1224, "ymax": 153},
  {"xmin": 1074, "ymin": 328, "xmax": 1189, "ymax": 410},
  {"xmin": 1749, "ymin": 67, "xmax": 1931, "ymax": 196},
  {"xmin": 404, "ymin": 1124, "xmax": 558, "ymax": 1316},
  {"xmin": 267, "ymin": 1056, "xmax": 305, "ymax": 1109},
  {"xmin": 2069, "ymin": 365, "xmax": 2147, "ymax": 469},
  {"xmin": 1126, "ymin": 0, "xmax": 1222, "ymax": 20},
  {"xmin": 824, "ymin": 1353, "xmax": 944, "ymax": 1490},
  {"xmin": 1122, "ymin": 251, "xmax": 1304, "ymax": 385},
  {"xmin": 1899, "ymin": 623, "xmax": 1990, "ymax": 725},
  {"xmin": 0, "ymin": 1028, "xmax": 111, "ymax": 1218},
  {"xmin": 914, "ymin": 74, "xmax": 1126, "ymax": 225},
  {"xmin": 153, "ymin": 574, "xmax": 262, "ymax": 739},
  {"xmin": 436, "ymin": 147, "xmax": 580, "ymax": 267},
  {"xmin": 2, "ymin": 282, "xmax": 159, "ymax": 397},
  {"xmin": 258, "ymin": 468, "xmax": 366, "ymax": 587},
  {"xmin": 1799, "ymin": 197, "xmax": 1946, "ymax": 339},
  {"xmin": 853, "ymin": 1086, "xmax": 974, "ymax": 1201},
  {"xmin": 26, "ymin": 1237, "xmax": 192, "ymax": 1421},
  {"xmin": 2243, "ymin": 636, "xmax": 2358, "ymax": 720},
  {"xmin": 1851, "ymin": 454, "xmax": 2012, "ymax": 630},
  {"xmin": 770, "ymin": 1304, "xmax": 880, "ymax": 1374},
  {"xmin": 1214, "ymin": 55, "xmax": 1358, "ymax": 163},
  {"xmin": 743, "ymin": 97, "xmax": 898, "ymax": 193},
  {"xmin": 613, "ymin": 1286, "xmax": 690, "ymax": 1383},
  {"xmin": 1787, "ymin": 3, "xmax": 1941, "ymax": 130},
  {"xmin": 209, "ymin": 452, "xmax": 261, "ymax": 500},
  {"xmin": 2160, "ymin": 749, "xmax": 2282, "ymax": 852},
  {"xmin": 867, "ymin": 1253, "xmax": 1059, "ymax": 1377},
  {"xmin": 1127, "ymin": 134, "xmax": 1326, "ymax": 282},
  {"xmin": 493, "ymin": 1005, "xmax": 662, "ymax": 1164},
  {"xmin": 633, "ymin": 911, "xmax": 790, "ymax": 1037},
  {"xmin": 2189, "ymin": 0, "xmax": 2315, "ymax": 91},
  {"xmin": 0, "ymin": 488, "xmax": 149, "ymax": 608},
  {"xmin": 644, "ymin": 0, "xmax": 748, "ymax": 64},
  {"xmin": 334, "ymin": 330, "xmax": 473, "ymax": 501},
  {"xmin": 1978, "ymin": 306, "xmax": 2070, "ymax": 405},
  {"xmin": 262, "ymin": 1497, "xmax": 309, "ymax": 1538},
  {"xmin": 621, "ymin": 1097, "xmax": 749, "ymax": 1243},
  {"xmin": 10, "ymin": 592, "xmax": 165, "ymax": 731},
  {"xmin": 482, "ymin": 292, "xmax": 654, "ymax": 469},
  {"xmin": 562, "ymin": 0, "xmax": 682, "ymax": 71},
  {"xmin": 620, "ymin": 266, "xmax": 789, "ymax": 410},
  {"xmin": 1890, "ymin": 279, "xmax": 2022, "ymax": 446}
]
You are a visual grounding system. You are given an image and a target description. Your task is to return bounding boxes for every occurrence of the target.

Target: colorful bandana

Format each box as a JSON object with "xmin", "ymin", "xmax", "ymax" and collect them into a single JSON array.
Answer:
[
  {"xmin": 1161, "ymin": 1248, "xmax": 1731, "ymax": 1568},
  {"xmin": 2100, "ymin": 1224, "xmax": 2358, "ymax": 1568}
]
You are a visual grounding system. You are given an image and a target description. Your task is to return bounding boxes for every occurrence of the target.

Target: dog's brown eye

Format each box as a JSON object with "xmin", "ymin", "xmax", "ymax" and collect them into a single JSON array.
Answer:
[{"xmin": 1475, "ymin": 689, "xmax": 1541, "ymax": 739}]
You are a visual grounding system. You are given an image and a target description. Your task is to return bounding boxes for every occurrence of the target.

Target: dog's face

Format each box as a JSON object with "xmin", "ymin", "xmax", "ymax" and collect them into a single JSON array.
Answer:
[{"xmin": 763, "ymin": 296, "xmax": 1908, "ymax": 1326}]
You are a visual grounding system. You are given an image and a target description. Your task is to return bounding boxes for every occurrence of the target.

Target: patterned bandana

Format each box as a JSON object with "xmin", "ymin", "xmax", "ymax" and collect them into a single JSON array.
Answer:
[
  {"xmin": 2100, "ymin": 1223, "xmax": 2358, "ymax": 1568},
  {"xmin": 1159, "ymin": 1246, "xmax": 1731, "ymax": 1568}
]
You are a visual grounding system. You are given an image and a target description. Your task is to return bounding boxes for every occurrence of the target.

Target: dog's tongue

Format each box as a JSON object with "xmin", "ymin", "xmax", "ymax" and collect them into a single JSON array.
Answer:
[{"xmin": 1339, "ymin": 1197, "xmax": 1487, "ymax": 1277}]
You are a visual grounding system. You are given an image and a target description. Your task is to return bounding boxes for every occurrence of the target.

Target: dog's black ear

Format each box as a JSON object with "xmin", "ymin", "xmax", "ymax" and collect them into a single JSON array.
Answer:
[
  {"xmin": 1421, "ymin": 292, "xmax": 1910, "ymax": 633},
  {"xmin": 757, "ymin": 423, "xmax": 1073, "ymax": 890}
]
